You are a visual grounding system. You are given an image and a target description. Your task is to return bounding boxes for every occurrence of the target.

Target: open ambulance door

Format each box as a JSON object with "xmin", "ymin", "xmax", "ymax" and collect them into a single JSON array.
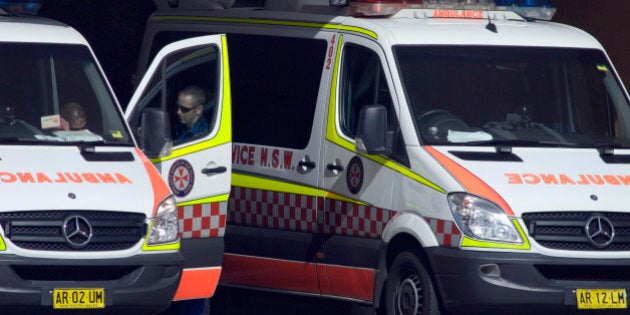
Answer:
[{"xmin": 125, "ymin": 34, "xmax": 231, "ymax": 302}]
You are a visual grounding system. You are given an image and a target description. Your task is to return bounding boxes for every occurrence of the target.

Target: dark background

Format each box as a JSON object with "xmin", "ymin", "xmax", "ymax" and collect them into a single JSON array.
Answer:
[{"xmin": 38, "ymin": 0, "xmax": 630, "ymax": 109}]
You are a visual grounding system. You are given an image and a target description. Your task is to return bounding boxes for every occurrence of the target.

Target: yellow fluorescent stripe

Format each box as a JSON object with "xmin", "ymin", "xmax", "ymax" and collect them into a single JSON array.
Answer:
[
  {"xmin": 232, "ymin": 173, "xmax": 322, "ymax": 197},
  {"xmin": 143, "ymin": 240, "xmax": 181, "ymax": 251},
  {"xmin": 153, "ymin": 15, "xmax": 378, "ymax": 39},
  {"xmin": 325, "ymin": 191, "xmax": 368, "ymax": 205},
  {"xmin": 460, "ymin": 219, "xmax": 530, "ymax": 250},
  {"xmin": 151, "ymin": 139, "xmax": 230, "ymax": 164},
  {"xmin": 151, "ymin": 35, "xmax": 232, "ymax": 164},
  {"xmin": 178, "ymin": 194, "xmax": 229, "ymax": 207},
  {"xmin": 233, "ymin": 173, "xmax": 372, "ymax": 206},
  {"xmin": 0, "ymin": 235, "xmax": 5, "ymax": 251}
]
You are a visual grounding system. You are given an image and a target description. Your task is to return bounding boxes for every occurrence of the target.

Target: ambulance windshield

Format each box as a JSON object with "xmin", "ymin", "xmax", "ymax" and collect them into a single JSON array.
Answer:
[
  {"xmin": 396, "ymin": 46, "xmax": 630, "ymax": 148},
  {"xmin": 0, "ymin": 43, "xmax": 132, "ymax": 145}
]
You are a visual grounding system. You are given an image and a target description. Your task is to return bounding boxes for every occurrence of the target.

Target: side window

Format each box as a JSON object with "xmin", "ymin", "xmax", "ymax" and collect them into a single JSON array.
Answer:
[
  {"xmin": 130, "ymin": 44, "xmax": 220, "ymax": 146},
  {"xmin": 229, "ymin": 34, "xmax": 325, "ymax": 149},
  {"xmin": 339, "ymin": 43, "xmax": 407, "ymax": 164},
  {"xmin": 340, "ymin": 43, "xmax": 396, "ymax": 138}
]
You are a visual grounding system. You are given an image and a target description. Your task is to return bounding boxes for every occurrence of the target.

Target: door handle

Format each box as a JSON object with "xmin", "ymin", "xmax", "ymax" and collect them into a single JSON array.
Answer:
[
  {"xmin": 326, "ymin": 163, "xmax": 344, "ymax": 172},
  {"xmin": 201, "ymin": 166, "xmax": 227, "ymax": 175},
  {"xmin": 298, "ymin": 160, "xmax": 316, "ymax": 170}
]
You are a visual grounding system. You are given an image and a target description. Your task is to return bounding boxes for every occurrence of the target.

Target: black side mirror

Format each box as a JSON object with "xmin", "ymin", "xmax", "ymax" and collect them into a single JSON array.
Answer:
[
  {"xmin": 356, "ymin": 105, "xmax": 388, "ymax": 155},
  {"xmin": 139, "ymin": 108, "xmax": 172, "ymax": 158}
]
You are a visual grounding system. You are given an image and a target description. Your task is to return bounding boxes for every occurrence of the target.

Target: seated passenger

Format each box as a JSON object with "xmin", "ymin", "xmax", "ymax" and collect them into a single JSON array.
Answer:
[{"xmin": 61, "ymin": 101, "xmax": 87, "ymax": 130}]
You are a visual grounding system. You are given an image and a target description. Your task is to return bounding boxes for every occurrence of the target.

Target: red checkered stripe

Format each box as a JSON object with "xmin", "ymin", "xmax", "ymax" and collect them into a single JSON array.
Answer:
[
  {"xmin": 323, "ymin": 198, "xmax": 394, "ymax": 239},
  {"xmin": 178, "ymin": 201, "xmax": 227, "ymax": 239},
  {"xmin": 424, "ymin": 218, "xmax": 462, "ymax": 247},
  {"xmin": 229, "ymin": 186, "xmax": 395, "ymax": 238},
  {"xmin": 228, "ymin": 186, "xmax": 320, "ymax": 233}
]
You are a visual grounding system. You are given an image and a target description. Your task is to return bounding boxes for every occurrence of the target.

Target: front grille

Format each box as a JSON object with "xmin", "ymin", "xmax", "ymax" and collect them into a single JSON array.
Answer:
[
  {"xmin": 0, "ymin": 211, "xmax": 147, "ymax": 251},
  {"xmin": 522, "ymin": 212, "xmax": 630, "ymax": 251}
]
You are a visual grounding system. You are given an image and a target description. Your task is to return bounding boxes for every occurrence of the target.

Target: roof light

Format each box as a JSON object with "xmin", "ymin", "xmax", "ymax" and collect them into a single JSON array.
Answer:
[
  {"xmin": 495, "ymin": 0, "xmax": 556, "ymax": 20},
  {"xmin": 345, "ymin": 0, "xmax": 555, "ymax": 20},
  {"xmin": 0, "ymin": 0, "xmax": 42, "ymax": 15},
  {"xmin": 349, "ymin": 0, "xmax": 422, "ymax": 17}
]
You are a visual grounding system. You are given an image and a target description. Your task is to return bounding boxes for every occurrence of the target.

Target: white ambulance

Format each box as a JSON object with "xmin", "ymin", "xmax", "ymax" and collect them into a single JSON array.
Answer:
[
  {"xmin": 129, "ymin": 0, "xmax": 630, "ymax": 313},
  {"xmin": 0, "ymin": 1, "xmax": 229, "ymax": 313}
]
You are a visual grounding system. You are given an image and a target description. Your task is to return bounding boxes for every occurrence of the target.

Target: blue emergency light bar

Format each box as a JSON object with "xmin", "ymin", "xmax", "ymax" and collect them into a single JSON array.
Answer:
[
  {"xmin": 495, "ymin": 0, "xmax": 555, "ymax": 20},
  {"xmin": 338, "ymin": 0, "xmax": 556, "ymax": 20},
  {"xmin": 0, "ymin": 0, "xmax": 42, "ymax": 15}
]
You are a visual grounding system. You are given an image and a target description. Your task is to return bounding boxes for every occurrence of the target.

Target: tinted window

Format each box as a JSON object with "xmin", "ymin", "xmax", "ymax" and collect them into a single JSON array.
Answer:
[
  {"xmin": 0, "ymin": 43, "xmax": 130, "ymax": 144},
  {"xmin": 340, "ymin": 43, "xmax": 395, "ymax": 138},
  {"xmin": 395, "ymin": 46, "xmax": 630, "ymax": 147},
  {"xmin": 229, "ymin": 34, "xmax": 325, "ymax": 149},
  {"xmin": 129, "ymin": 44, "xmax": 220, "ymax": 146}
]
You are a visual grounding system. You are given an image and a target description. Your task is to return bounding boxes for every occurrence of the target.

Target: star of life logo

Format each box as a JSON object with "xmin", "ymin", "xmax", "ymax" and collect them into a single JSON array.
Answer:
[{"xmin": 169, "ymin": 159, "xmax": 194, "ymax": 197}]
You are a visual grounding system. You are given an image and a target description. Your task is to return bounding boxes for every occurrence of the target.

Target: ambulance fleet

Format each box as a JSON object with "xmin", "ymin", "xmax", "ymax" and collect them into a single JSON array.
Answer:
[{"xmin": 3, "ymin": 0, "xmax": 630, "ymax": 314}]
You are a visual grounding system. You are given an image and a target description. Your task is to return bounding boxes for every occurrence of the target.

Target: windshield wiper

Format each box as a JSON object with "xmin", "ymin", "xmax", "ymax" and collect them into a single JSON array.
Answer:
[{"xmin": 463, "ymin": 139, "xmax": 577, "ymax": 148}]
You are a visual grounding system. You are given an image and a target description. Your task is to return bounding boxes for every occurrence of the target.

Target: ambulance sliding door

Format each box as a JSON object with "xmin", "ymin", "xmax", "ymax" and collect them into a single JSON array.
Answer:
[
  {"xmin": 125, "ymin": 35, "xmax": 232, "ymax": 301},
  {"xmin": 320, "ymin": 34, "xmax": 404, "ymax": 301},
  {"xmin": 220, "ymin": 31, "xmax": 329, "ymax": 295}
]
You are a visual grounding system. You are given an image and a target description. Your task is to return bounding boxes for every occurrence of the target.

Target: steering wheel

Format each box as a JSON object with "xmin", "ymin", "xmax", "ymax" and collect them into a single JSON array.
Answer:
[{"xmin": 417, "ymin": 109, "xmax": 469, "ymax": 141}]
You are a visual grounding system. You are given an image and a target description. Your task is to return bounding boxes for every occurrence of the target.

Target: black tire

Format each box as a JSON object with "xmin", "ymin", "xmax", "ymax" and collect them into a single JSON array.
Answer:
[{"xmin": 384, "ymin": 250, "xmax": 440, "ymax": 315}]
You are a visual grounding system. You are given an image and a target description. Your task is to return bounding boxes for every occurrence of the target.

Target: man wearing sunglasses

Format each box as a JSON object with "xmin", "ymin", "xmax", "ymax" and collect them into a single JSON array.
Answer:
[{"xmin": 174, "ymin": 85, "xmax": 210, "ymax": 143}]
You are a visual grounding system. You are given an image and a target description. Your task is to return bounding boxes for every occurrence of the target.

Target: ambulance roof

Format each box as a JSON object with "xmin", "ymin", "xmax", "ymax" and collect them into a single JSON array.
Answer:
[
  {"xmin": 0, "ymin": 15, "xmax": 88, "ymax": 45},
  {"xmin": 343, "ymin": 10, "xmax": 603, "ymax": 49},
  {"xmin": 153, "ymin": 4, "xmax": 604, "ymax": 51}
]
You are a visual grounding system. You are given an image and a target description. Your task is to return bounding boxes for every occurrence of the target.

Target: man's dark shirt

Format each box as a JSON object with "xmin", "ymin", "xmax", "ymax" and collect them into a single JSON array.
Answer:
[{"xmin": 175, "ymin": 116, "xmax": 210, "ymax": 142}]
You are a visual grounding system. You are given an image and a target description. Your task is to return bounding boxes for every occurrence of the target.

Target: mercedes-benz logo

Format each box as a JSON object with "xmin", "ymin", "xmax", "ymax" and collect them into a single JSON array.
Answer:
[
  {"xmin": 585, "ymin": 215, "xmax": 615, "ymax": 249},
  {"xmin": 62, "ymin": 215, "xmax": 93, "ymax": 249}
]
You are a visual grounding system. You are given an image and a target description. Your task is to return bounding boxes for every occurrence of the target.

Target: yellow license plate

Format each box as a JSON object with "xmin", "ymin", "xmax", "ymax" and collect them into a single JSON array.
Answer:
[
  {"xmin": 53, "ymin": 288, "xmax": 105, "ymax": 309},
  {"xmin": 576, "ymin": 289, "xmax": 627, "ymax": 309}
]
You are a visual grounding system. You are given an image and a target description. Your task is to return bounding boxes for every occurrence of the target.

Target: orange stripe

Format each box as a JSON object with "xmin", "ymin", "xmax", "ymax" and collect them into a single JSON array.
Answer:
[
  {"xmin": 173, "ymin": 267, "xmax": 222, "ymax": 300},
  {"xmin": 424, "ymin": 146, "xmax": 514, "ymax": 216},
  {"xmin": 317, "ymin": 264, "xmax": 332, "ymax": 295},
  {"xmin": 325, "ymin": 265, "xmax": 374, "ymax": 301},
  {"xmin": 221, "ymin": 254, "xmax": 320, "ymax": 294},
  {"xmin": 135, "ymin": 148, "xmax": 171, "ymax": 216}
]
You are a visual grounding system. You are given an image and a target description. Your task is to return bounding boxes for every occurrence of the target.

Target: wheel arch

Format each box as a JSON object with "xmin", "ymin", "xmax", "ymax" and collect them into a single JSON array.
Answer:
[{"xmin": 374, "ymin": 212, "xmax": 440, "ymax": 309}]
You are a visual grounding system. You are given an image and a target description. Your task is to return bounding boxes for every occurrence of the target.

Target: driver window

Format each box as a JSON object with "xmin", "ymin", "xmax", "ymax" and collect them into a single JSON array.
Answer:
[
  {"xmin": 339, "ymin": 43, "xmax": 396, "ymax": 139},
  {"xmin": 130, "ymin": 44, "xmax": 220, "ymax": 147},
  {"xmin": 339, "ymin": 43, "xmax": 406, "ymax": 164}
]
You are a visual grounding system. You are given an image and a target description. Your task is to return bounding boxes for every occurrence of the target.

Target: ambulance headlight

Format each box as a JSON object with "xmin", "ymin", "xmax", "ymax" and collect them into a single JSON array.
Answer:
[
  {"xmin": 448, "ymin": 193, "xmax": 522, "ymax": 243},
  {"xmin": 148, "ymin": 195, "xmax": 179, "ymax": 245}
]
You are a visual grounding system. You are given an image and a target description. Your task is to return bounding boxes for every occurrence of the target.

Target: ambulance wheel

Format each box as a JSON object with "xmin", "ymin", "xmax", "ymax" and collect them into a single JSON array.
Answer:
[{"xmin": 384, "ymin": 250, "xmax": 439, "ymax": 315}]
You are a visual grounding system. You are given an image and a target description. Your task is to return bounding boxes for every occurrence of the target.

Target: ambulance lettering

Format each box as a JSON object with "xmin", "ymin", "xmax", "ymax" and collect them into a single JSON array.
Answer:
[
  {"xmin": 506, "ymin": 173, "xmax": 630, "ymax": 186},
  {"xmin": 233, "ymin": 144, "xmax": 294, "ymax": 170},
  {"xmin": 0, "ymin": 171, "xmax": 132, "ymax": 184},
  {"xmin": 433, "ymin": 10, "xmax": 483, "ymax": 19}
]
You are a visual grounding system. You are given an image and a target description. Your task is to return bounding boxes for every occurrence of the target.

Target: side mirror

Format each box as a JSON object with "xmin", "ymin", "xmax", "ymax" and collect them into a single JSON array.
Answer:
[
  {"xmin": 139, "ymin": 108, "xmax": 172, "ymax": 158},
  {"xmin": 356, "ymin": 105, "xmax": 387, "ymax": 155}
]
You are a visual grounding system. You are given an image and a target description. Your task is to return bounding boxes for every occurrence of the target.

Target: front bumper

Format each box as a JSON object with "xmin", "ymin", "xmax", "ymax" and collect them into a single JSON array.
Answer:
[
  {"xmin": 428, "ymin": 247, "xmax": 630, "ymax": 314},
  {"xmin": 0, "ymin": 252, "xmax": 183, "ymax": 313}
]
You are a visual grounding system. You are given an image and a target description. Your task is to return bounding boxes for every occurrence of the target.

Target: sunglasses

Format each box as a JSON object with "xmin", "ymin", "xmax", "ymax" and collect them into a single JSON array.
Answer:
[{"xmin": 177, "ymin": 105, "xmax": 199, "ymax": 113}]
